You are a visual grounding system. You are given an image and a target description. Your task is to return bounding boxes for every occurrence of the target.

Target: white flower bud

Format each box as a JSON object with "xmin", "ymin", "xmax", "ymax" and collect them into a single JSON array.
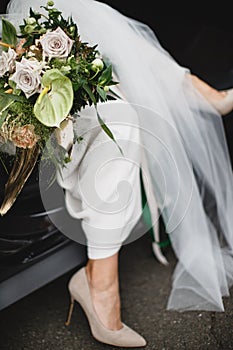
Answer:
[
  {"xmin": 24, "ymin": 24, "xmax": 35, "ymax": 34},
  {"xmin": 91, "ymin": 58, "xmax": 104, "ymax": 72},
  {"xmin": 26, "ymin": 17, "xmax": 36, "ymax": 25}
]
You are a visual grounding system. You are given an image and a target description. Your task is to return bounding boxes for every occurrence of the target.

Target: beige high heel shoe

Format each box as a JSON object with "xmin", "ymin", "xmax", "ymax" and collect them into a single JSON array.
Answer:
[
  {"xmin": 65, "ymin": 267, "xmax": 147, "ymax": 348},
  {"xmin": 210, "ymin": 88, "xmax": 233, "ymax": 116}
]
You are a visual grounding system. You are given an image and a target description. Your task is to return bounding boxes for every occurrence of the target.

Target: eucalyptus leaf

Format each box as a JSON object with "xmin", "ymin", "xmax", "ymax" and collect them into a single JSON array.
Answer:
[
  {"xmin": 34, "ymin": 69, "xmax": 74, "ymax": 127},
  {"xmin": 2, "ymin": 18, "xmax": 17, "ymax": 50}
]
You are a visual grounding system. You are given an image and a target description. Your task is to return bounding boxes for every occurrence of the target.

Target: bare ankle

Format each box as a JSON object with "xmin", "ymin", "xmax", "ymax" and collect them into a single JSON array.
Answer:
[
  {"xmin": 85, "ymin": 256, "xmax": 122, "ymax": 330},
  {"xmin": 86, "ymin": 266, "xmax": 118, "ymax": 292},
  {"xmin": 86, "ymin": 255, "xmax": 119, "ymax": 291}
]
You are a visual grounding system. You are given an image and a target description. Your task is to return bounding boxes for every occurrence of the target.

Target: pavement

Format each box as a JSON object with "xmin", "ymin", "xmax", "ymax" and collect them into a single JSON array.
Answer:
[{"xmin": 0, "ymin": 232, "xmax": 233, "ymax": 350}]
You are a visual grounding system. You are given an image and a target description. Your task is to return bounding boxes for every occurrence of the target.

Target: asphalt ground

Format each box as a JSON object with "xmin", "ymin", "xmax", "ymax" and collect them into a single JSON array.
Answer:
[{"xmin": 0, "ymin": 232, "xmax": 232, "ymax": 350}]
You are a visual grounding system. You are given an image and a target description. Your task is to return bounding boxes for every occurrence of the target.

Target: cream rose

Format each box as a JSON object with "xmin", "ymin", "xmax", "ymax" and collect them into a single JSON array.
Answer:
[
  {"xmin": 38, "ymin": 27, "xmax": 74, "ymax": 59},
  {"xmin": 0, "ymin": 54, "xmax": 7, "ymax": 77},
  {"xmin": 0, "ymin": 48, "xmax": 17, "ymax": 76},
  {"xmin": 5, "ymin": 48, "xmax": 17, "ymax": 73},
  {"xmin": 10, "ymin": 57, "xmax": 42, "ymax": 98}
]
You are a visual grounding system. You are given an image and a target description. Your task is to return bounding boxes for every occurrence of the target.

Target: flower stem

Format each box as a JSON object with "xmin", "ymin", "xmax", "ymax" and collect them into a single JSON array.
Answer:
[
  {"xmin": 89, "ymin": 69, "xmax": 99, "ymax": 81},
  {"xmin": 40, "ymin": 13, "xmax": 50, "ymax": 21},
  {"xmin": 0, "ymin": 41, "xmax": 14, "ymax": 49}
]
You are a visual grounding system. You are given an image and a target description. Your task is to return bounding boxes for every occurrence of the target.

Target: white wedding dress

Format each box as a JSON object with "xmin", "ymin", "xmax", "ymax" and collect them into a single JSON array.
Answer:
[{"xmin": 7, "ymin": 0, "xmax": 233, "ymax": 312}]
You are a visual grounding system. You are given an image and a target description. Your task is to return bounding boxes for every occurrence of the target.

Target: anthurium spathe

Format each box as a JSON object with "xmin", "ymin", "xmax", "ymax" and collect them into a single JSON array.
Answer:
[{"xmin": 34, "ymin": 69, "xmax": 74, "ymax": 127}]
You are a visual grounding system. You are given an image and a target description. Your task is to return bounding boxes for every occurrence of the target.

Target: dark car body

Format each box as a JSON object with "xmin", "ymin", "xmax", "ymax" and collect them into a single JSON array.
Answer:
[{"xmin": 1, "ymin": 0, "xmax": 233, "ymax": 311}]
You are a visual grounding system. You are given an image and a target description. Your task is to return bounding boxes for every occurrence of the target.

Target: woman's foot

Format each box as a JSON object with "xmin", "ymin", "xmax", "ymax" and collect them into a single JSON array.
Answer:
[
  {"xmin": 189, "ymin": 74, "xmax": 233, "ymax": 115},
  {"xmin": 66, "ymin": 265, "xmax": 147, "ymax": 347},
  {"xmin": 85, "ymin": 254, "xmax": 123, "ymax": 331},
  {"xmin": 190, "ymin": 74, "xmax": 226, "ymax": 102}
]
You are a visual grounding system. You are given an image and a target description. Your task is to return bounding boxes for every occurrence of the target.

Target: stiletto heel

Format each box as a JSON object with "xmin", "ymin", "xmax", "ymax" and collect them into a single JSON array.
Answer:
[
  {"xmin": 65, "ymin": 295, "xmax": 75, "ymax": 326},
  {"xmin": 66, "ymin": 267, "xmax": 147, "ymax": 347}
]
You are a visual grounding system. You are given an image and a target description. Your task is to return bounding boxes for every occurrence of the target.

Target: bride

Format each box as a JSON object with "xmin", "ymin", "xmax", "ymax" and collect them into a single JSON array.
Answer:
[{"xmin": 6, "ymin": 0, "xmax": 233, "ymax": 347}]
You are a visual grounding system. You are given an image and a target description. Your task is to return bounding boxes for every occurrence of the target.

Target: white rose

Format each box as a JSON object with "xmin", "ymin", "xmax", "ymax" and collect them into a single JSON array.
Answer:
[
  {"xmin": 0, "ymin": 48, "xmax": 17, "ymax": 76},
  {"xmin": 5, "ymin": 48, "xmax": 17, "ymax": 73},
  {"xmin": 38, "ymin": 27, "xmax": 74, "ymax": 59},
  {"xmin": 0, "ymin": 54, "xmax": 7, "ymax": 77},
  {"xmin": 10, "ymin": 57, "xmax": 42, "ymax": 98}
]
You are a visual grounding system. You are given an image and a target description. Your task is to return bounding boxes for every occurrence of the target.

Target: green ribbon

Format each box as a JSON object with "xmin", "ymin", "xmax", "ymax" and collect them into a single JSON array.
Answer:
[{"xmin": 140, "ymin": 169, "xmax": 171, "ymax": 248}]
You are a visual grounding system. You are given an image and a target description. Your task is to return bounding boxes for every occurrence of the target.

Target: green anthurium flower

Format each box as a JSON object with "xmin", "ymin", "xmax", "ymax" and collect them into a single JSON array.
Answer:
[{"xmin": 34, "ymin": 69, "xmax": 74, "ymax": 127}]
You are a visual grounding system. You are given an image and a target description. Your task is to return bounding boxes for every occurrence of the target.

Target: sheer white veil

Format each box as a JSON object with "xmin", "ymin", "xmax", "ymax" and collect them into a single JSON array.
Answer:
[{"xmin": 6, "ymin": 0, "xmax": 233, "ymax": 311}]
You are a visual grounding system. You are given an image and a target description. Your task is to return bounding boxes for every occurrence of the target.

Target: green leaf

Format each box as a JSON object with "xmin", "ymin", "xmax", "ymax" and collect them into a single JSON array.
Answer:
[
  {"xmin": 98, "ymin": 65, "xmax": 113, "ymax": 86},
  {"xmin": 0, "ymin": 92, "xmax": 27, "ymax": 103},
  {"xmin": 83, "ymin": 84, "xmax": 96, "ymax": 105},
  {"xmin": 96, "ymin": 108, "xmax": 123, "ymax": 156},
  {"xmin": 0, "ymin": 94, "xmax": 14, "ymax": 114},
  {"xmin": 108, "ymin": 87, "xmax": 122, "ymax": 100},
  {"xmin": 97, "ymin": 86, "xmax": 107, "ymax": 101},
  {"xmin": 22, "ymin": 36, "xmax": 34, "ymax": 48},
  {"xmin": 2, "ymin": 18, "xmax": 17, "ymax": 50},
  {"xmin": 0, "ymin": 109, "xmax": 8, "ymax": 128},
  {"xmin": 34, "ymin": 69, "xmax": 74, "ymax": 127},
  {"xmin": 7, "ymin": 80, "xmax": 22, "ymax": 95},
  {"xmin": 29, "ymin": 7, "xmax": 41, "ymax": 21}
]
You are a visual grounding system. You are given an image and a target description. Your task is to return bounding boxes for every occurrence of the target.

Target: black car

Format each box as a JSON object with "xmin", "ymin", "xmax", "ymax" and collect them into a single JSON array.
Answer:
[{"xmin": 1, "ymin": 0, "xmax": 233, "ymax": 311}]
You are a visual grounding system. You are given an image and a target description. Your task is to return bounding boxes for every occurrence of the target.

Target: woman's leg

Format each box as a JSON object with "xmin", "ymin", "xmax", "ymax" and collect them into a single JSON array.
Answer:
[
  {"xmin": 63, "ymin": 101, "xmax": 143, "ymax": 338},
  {"xmin": 86, "ymin": 252, "xmax": 122, "ymax": 330}
]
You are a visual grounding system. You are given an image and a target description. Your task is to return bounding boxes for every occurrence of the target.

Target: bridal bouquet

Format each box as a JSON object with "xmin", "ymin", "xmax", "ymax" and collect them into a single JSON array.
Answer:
[{"xmin": 0, "ymin": 1, "xmax": 118, "ymax": 215}]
